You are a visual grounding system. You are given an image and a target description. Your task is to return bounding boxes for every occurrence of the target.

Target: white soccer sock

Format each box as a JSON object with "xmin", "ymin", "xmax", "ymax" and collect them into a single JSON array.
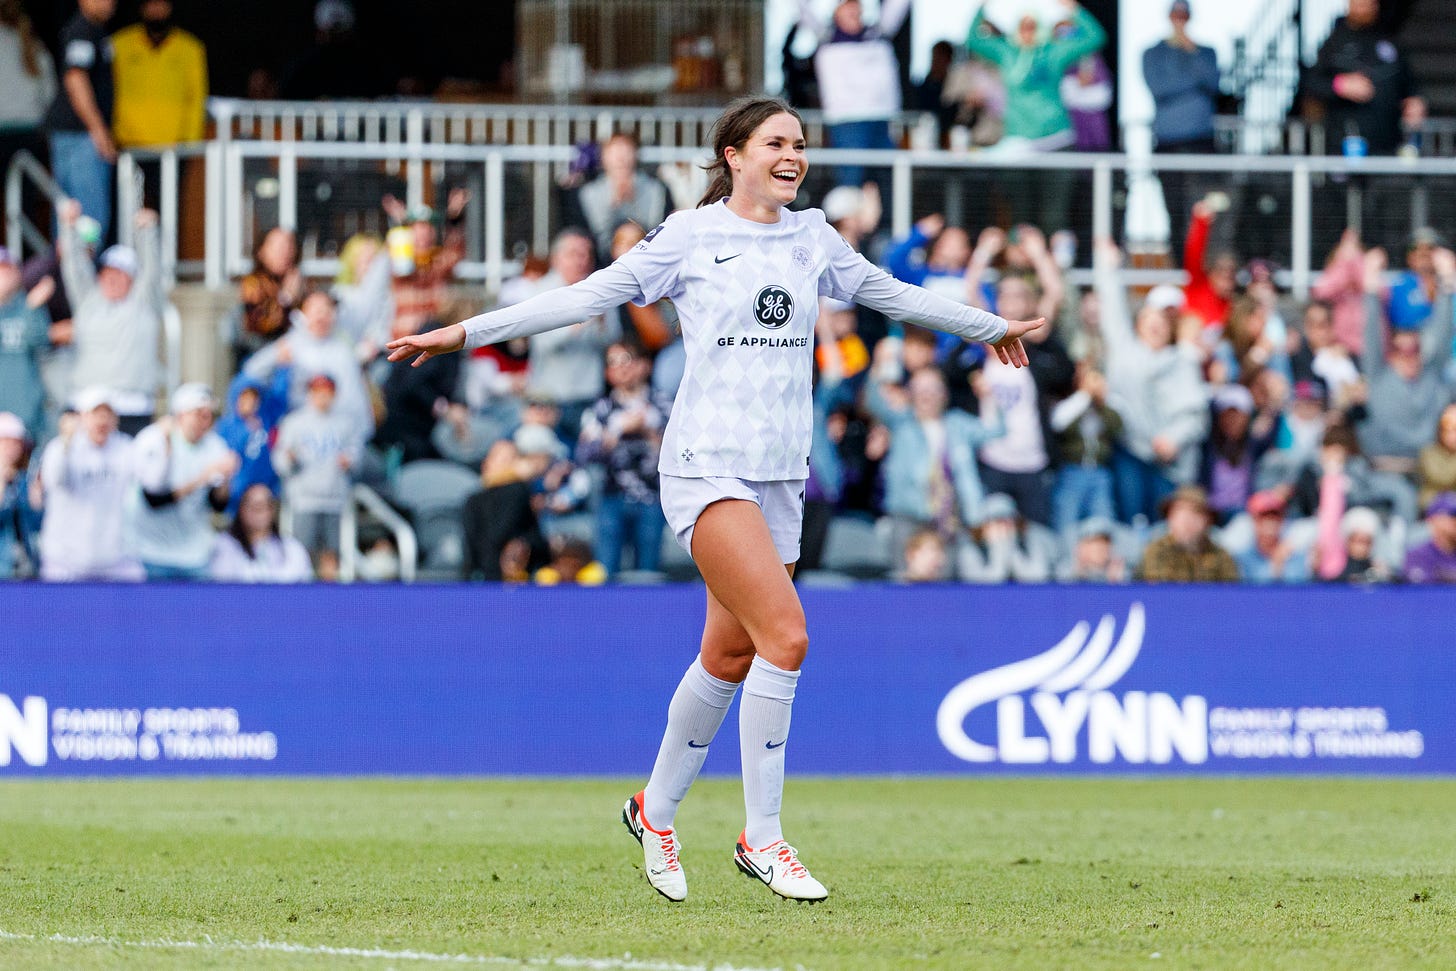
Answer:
[
  {"xmin": 642, "ymin": 655, "xmax": 740, "ymax": 830},
  {"xmin": 739, "ymin": 654, "xmax": 800, "ymax": 849}
]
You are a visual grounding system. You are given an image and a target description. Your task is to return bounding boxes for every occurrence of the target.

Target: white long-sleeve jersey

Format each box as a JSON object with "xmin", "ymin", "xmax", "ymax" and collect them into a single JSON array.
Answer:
[{"xmin": 462, "ymin": 201, "xmax": 1007, "ymax": 481}]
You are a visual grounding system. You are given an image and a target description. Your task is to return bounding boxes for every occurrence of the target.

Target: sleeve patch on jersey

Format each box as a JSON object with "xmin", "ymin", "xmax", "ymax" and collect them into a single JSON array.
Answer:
[{"xmin": 635, "ymin": 222, "xmax": 667, "ymax": 250}]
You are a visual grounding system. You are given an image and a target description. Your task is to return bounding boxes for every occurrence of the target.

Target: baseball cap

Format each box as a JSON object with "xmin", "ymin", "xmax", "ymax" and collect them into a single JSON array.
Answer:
[
  {"xmin": 1076, "ymin": 516, "xmax": 1115, "ymax": 541},
  {"xmin": 1425, "ymin": 491, "xmax": 1456, "ymax": 519},
  {"xmin": 1213, "ymin": 383, "xmax": 1254, "ymax": 414},
  {"xmin": 1408, "ymin": 227, "xmax": 1442, "ymax": 250},
  {"xmin": 73, "ymin": 386, "xmax": 113, "ymax": 413},
  {"xmin": 1291, "ymin": 379, "xmax": 1327, "ymax": 404},
  {"xmin": 0, "ymin": 411, "xmax": 28, "ymax": 442},
  {"xmin": 99, "ymin": 245, "xmax": 140, "ymax": 278},
  {"xmin": 978, "ymin": 493, "xmax": 1018, "ymax": 524},
  {"xmin": 1143, "ymin": 284, "xmax": 1184, "ymax": 313},
  {"xmin": 169, "ymin": 382, "xmax": 217, "ymax": 415},
  {"xmin": 513, "ymin": 423, "xmax": 567, "ymax": 460},
  {"xmin": 1162, "ymin": 484, "xmax": 1211, "ymax": 518},
  {"xmin": 821, "ymin": 186, "xmax": 864, "ymax": 226},
  {"xmin": 1246, "ymin": 489, "xmax": 1288, "ymax": 517},
  {"xmin": 1340, "ymin": 506, "xmax": 1380, "ymax": 539}
]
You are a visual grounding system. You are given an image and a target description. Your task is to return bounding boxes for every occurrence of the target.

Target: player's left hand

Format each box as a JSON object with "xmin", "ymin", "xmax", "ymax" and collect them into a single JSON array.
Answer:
[{"xmin": 990, "ymin": 317, "xmax": 1044, "ymax": 367}]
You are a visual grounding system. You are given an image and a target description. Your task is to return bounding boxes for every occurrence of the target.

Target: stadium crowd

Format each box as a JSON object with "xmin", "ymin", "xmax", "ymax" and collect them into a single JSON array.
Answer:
[{"xmin": 2, "ymin": 0, "xmax": 1454, "ymax": 585}]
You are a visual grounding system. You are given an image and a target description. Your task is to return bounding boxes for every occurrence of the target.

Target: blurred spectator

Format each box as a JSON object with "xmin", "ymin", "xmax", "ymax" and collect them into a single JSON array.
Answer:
[
  {"xmin": 244, "ymin": 289, "xmax": 375, "ymax": 435},
  {"xmin": 331, "ymin": 233, "xmax": 394, "ymax": 364},
  {"xmin": 60, "ymin": 202, "xmax": 162, "ymax": 435},
  {"xmin": 45, "ymin": 0, "xmax": 116, "ymax": 241},
  {"xmin": 1289, "ymin": 301, "xmax": 1361, "ymax": 407},
  {"xmin": 1258, "ymin": 378, "xmax": 1331, "ymax": 488},
  {"xmin": 0, "ymin": 0, "xmax": 56, "ymax": 214},
  {"xmin": 1058, "ymin": 24, "xmax": 1112, "ymax": 152},
  {"xmin": 1295, "ymin": 422, "xmax": 1417, "ymax": 527},
  {"xmin": 110, "ymin": 0, "xmax": 206, "ymax": 207},
  {"xmin": 1316, "ymin": 505, "xmax": 1391, "ymax": 583},
  {"xmin": 1312, "ymin": 229, "xmax": 1371, "ymax": 355},
  {"xmin": 884, "ymin": 213, "xmax": 973, "ymax": 305},
  {"xmin": 1058, "ymin": 516, "xmax": 1128, "ymax": 583},
  {"xmin": 0, "ymin": 248, "xmax": 54, "ymax": 438},
  {"xmin": 0, "ymin": 412, "xmax": 40, "ymax": 578},
  {"xmin": 822, "ymin": 184, "xmax": 889, "ymax": 351},
  {"xmin": 569, "ymin": 133, "xmax": 669, "ymax": 261},
  {"xmin": 1182, "ymin": 196, "xmax": 1237, "ymax": 329},
  {"xmin": 1094, "ymin": 237, "xmax": 1208, "ymax": 521},
  {"xmin": 1233, "ymin": 489, "xmax": 1311, "ymax": 583},
  {"xmin": 780, "ymin": 16, "xmax": 820, "ymax": 109},
  {"xmin": 901, "ymin": 525, "xmax": 950, "ymax": 582},
  {"xmin": 577, "ymin": 342, "xmax": 671, "ymax": 576},
  {"xmin": 1418, "ymin": 404, "xmax": 1456, "ymax": 512},
  {"xmin": 515, "ymin": 401, "xmax": 592, "ymax": 534},
  {"xmin": 608, "ymin": 221, "xmax": 681, "ymax": 389},
  {"xmin": 272, "ymin": 373, "xmax": 363, "ymax": 566},
  {"xmin": 1049, "ymin": 362, "xmax": 1122, "ymax": 536},
  {"xmin": 234, "ymin": 227, "xmax": 302, "ymax": 365},
  {"xmin": 281, "ymin": 0, "xmax": 384, "ymax": 100},
  {"xmin": 376, "ymin": 314, "xmax": 465, "ymax": 465},
  {"xmin": 799, "ymin": 0, "xmax": 911, "ymax": 191},
  {"xmin": 216, "ymin": 370, "xmax": 289, "ymax": 517},
  {"xmin": 526, "ymin": 228, "xmax": 620, "ymax": 442},
  {"xmin": 383, "ymin": 189, "xmax": 467, "ymax": 341},
  {"xmin": 36, "ymin": 388, "xmax": 142, "ymax": 581},
  {"xmin": 940, "ymin": 53, "xmax": 1006, "ymax": 148},
  {"xmin": 461, "ymin": 439, "xmax": 550, "ymax": 582},
  {"xmin": 533, "ymin": 536, "xmax": 607, "ymax": 586},
  {"xmin": 958, "ymin": 492, "xmax": 1058, "ymax": 583},
  {"xmin": 463, "ymin": 257, "xmax": 538, "ymax": 428},
  {"xmin": 1138, "ymin": 485, "xmax": 1239, "ymax": 582},
  {"xmin": 210, "ymin": 482, "xmax": 313, "ymax": 583},
  {"xmin": 1385, "ymin": 228, "xmax": 1442, "ymax": 331},
  {"xmin": 130, "ymin": 383, "xmax": 237, "ymax": 580},
  {"xmin": 966, "ymin": 0, "xmax": 1106, "ymax": 233},
  {"xmin": 1404, "ymin": 492, "xmax": 1456, "ymax": 584},
  {"xmin": 1216, "ymin": 296, "xmax": 1290, "ymax": 384},
  {"xmin": 1357, "ymin": 246, "xmax": 1454, "ymax": 476},
  {"xmin": 1201, "ymin": 384, "xmax": 1276, "ymax": 524},
  {"xmin": 867, "ymin": 366, "xmax": 1003, "ymax": 570},
  {"xmin": 1142, "ymin": 0, "xmax": 1220, "ymax": 245},
  {"xmin": 431, "ymin": 402, "xmax": 499, "ymax": 471},
  {"xmin": 800, "ymin": 305, "xmax": 858, "ymax": 570},
  {"xmin": 912, "ymin": 40, "xmax": 957, "ymax": 140},
  {"xmin": 1304, "ymin": 0, "xmax": 1424, "ymax": 157}
]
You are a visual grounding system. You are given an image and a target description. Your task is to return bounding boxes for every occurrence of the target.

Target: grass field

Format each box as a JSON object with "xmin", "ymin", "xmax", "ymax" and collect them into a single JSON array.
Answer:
[{"xmin": 0, "ymin": 778, "xmax": 1452, "ymax": 970}]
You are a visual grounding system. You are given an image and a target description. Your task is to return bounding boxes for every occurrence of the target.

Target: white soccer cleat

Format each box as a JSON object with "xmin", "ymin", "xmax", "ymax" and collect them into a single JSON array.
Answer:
[
  {"xmin": 733, "ymin": 831, "xmax": 828, "ymax": 902},
  {"xmin": 622, "ymin": 791, "xmax": 687, "ymax": 902}
]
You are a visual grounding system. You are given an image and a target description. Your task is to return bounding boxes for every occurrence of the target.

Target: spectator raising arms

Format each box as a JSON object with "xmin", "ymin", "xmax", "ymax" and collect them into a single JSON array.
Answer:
[
  {"xmin": 130, "ymin": 384, "xmax": 238, "ymax": 581},
  {"xmin": 0, "ymin": 247, "xmax": 53, "ymax": 439},
  {"xmin": 37, "ymin": 388, "xmax": 142, "ymax": 581},
  {"xmin": 234, "ymin": 226, "xmax": 302, "ymax": 365},
  {"xmin": 60, "ymin": 202, "xmax": 163, "ymax": 435}
]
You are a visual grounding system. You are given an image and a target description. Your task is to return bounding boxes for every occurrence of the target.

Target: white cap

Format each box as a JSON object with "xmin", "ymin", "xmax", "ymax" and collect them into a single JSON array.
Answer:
[
  {"xmin": 72, "ymin": 386, "xmax": 113, "ymax": 413},
  {"xmin": 169, "ymin": 382, "xmax": 217, "ymax": 415},
  {"xmin": 1144, "ymin": 284, "xmax": 1185, "ymax": 313},
  {"xmin": 513, "ymin": 423, "xmax": 567, "ymax": 460},
  {"xmin": 0, "ymin": 411, "xmax": 28, "ymax": 442},
  {"xmin": 821, "ymin": 186, "xmax": 864, "ymax": 226},
  {"xmin": 1340, "ymin": 506, "xmax": 1381, "ymax": 539},
  {"xmin": 99, "ymin": 245, "xmax": 139, "ymax": 278},
  {"xmin": 1213, "ymin": 383, "xmax": 1254, "ymax": 414}
]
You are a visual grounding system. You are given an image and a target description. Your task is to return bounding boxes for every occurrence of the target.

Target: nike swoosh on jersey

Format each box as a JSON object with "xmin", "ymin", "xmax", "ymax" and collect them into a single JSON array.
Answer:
[
  {"xmin": 765, "ymin": 739, "xmax": 786, "ymax": 750},
  {"xmin": 714, "ymin": 253, "xmax": 741, "ymax": 264}
]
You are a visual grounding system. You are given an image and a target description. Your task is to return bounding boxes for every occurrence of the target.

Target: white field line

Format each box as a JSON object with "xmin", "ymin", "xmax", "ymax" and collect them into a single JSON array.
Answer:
[{"xmin": 0, "ymin": 929, "xmax": 788, "ymax": 971}]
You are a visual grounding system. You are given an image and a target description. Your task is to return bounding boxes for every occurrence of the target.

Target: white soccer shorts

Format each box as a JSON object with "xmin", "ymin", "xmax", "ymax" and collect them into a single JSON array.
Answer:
[{"xmin": 659, "ymin": 474, "xmax": 805, "ymax": 565}]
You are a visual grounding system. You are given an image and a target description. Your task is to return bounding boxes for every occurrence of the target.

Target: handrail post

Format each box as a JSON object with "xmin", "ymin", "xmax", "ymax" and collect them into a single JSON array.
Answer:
[
  {"xmin": 1291, "ymin": 162, "xmax": 1311, "ymax": 301},
  {"xmin": 485, "ymin": 150, "xmax": 504, "ymax": 299}
]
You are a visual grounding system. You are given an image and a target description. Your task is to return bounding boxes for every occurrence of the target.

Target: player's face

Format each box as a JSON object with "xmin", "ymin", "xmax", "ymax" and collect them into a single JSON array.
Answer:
[{"xmin": 729, "ymin": 113, "xmax": 807, "ymax": 212}]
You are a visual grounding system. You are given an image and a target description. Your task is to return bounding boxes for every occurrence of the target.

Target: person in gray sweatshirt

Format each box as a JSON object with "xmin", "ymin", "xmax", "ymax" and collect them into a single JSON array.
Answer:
[
  {"xmin": 59, "ymin": 199, "xmax": 162, "ymax": 435},
  {"xmin": 243, "ymin": 288, "xmax": 375, "ymax": 436},
  {"xmin": 1094, "ymin": 236, "xmax": 1209, "ymax": 522},
  {"xmin": 1358, "ymin": 245, "xmax": 1455, "ymax": 475},
  {"xmin": 272, "ymin": 372, "xmax": 363, "ymax": 564}
]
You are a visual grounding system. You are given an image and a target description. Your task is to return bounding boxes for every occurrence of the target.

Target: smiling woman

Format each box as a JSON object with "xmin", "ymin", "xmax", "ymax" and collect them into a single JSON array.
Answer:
[{"xmin": 385, "ymin": 94, "xmax": 1044, "ymax": 907}]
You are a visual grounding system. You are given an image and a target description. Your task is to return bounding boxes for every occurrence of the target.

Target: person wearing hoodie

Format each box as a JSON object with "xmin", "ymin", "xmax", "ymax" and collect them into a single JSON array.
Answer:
[
  {"xmin": 1094, "ymin": 236, "xmax": 1209, "ymax": 522},
  {"xmin": 0, "ymin": 246, "xmax": 54, "ymax": 438},
  {"xmin": 272, "ymin": 372, "xmax": 363, "ymax": 565},
  {"xmin": 216, "ymin": 369, "xmax": 290, "ymax": 516},
  {"xmin": 242, "ymin": 288, "xmax": 375, "ymax": 436},
  {"xmin": 59, "ymin": 200, "xmax": 163, "ymax": 434}
]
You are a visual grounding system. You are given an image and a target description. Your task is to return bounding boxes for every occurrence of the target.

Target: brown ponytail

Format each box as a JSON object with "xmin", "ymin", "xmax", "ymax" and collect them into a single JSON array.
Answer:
[{"xmin": 696, "ymin": 96, "xmax": 804, "ymax": 208}]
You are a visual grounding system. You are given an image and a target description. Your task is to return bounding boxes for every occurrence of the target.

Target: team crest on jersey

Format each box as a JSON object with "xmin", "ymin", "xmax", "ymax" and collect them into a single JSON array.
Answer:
[
  {"xmin": 791, "ymin": 245, "xmax": 812, "ymax": 271},
  {"xmin": 753, "ymin": 286, "xmax": 794, "ymax": 329}
]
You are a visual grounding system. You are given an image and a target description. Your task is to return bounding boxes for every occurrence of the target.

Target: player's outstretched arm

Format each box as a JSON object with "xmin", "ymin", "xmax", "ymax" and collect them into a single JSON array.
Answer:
[{"xmin": 386, "ymin": 324, "xmax": 467, "ymax": 368}]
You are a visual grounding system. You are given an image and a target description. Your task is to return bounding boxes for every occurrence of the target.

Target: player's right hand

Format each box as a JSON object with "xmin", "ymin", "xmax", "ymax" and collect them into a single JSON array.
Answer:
[{"xmin": 386, "ymin": 323, "xmax": 467, "ymax": 367}]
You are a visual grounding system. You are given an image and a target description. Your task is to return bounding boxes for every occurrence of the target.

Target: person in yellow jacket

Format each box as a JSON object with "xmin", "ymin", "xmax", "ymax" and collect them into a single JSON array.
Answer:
[{"xmin": 110, "ymin": 0, "xmax": 206, "ymax": 150}]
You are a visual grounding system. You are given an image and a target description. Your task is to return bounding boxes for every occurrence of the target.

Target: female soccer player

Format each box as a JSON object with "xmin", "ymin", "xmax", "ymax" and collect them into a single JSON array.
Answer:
[{"xmin": 387, "ymin": 97, "xmax": 1042, "ymax": 903}]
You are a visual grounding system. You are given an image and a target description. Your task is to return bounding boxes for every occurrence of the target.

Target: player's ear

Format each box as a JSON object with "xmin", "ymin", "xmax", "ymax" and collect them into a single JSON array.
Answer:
[{"xmin": 724, "ymin": 145, "xmax": 740, "ymax": 171}]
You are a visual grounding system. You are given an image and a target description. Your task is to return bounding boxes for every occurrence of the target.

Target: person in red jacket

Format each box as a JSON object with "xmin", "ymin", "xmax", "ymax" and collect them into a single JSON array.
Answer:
[{"xmin": 1181, "ymin": 195, "xmax": 1238, "ymax": 329}]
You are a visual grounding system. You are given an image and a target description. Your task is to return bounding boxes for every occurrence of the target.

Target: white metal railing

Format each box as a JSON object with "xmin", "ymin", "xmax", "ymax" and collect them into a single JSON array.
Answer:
[
  {"xmin": 4, "ymin": 149, "xmax": 64, "ymax": 261},
  {"xmin": 341, "ymin": 484, "xmax": 418, "ymax": 584}
]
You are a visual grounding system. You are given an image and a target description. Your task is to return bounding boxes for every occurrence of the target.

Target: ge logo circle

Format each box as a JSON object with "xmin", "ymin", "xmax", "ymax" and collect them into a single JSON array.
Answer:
[{"xmin": 753, "ymin": 285, "xmax": 794, "ymax": 330}]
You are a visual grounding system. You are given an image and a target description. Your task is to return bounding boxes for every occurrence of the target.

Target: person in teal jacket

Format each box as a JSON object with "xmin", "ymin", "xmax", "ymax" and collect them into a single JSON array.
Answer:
[{"xmin": 967, "ymin": 0, "xmax": 1107, "ymax": 232}]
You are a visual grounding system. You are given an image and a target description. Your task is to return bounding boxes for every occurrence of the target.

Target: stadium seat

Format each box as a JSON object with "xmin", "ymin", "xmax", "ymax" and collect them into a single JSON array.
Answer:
[
  {"xmin": 822, "ymin": 515, "xmax": 893, "ymax": 578},
  {"xmin": 392, "ymin": 460, "xmax": 480, "ymax": 514}
]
